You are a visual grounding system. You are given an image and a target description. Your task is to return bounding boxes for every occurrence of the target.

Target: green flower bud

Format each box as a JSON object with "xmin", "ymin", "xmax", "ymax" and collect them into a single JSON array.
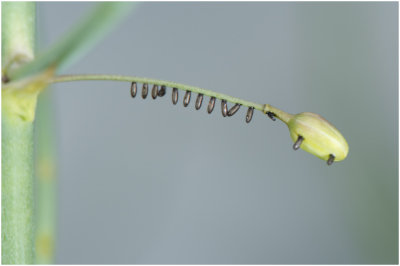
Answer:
[{"xmin": 287, "ymin": 112, "xmax": 349, "ymax": 162}]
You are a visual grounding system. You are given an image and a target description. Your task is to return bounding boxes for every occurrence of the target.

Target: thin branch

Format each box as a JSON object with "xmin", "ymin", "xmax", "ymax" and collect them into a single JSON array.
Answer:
[{"xmin": 49, "ymin": 74, "xmax": 293, "ymax": 123}]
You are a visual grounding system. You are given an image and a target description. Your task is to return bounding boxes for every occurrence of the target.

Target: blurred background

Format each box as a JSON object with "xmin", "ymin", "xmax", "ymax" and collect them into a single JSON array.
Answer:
[{"xmin": 35, "ymin": 2, "xmax": 397, "ymax": 264}]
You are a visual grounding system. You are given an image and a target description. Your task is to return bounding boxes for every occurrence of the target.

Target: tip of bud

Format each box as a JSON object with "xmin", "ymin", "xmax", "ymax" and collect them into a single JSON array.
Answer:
[{"xmin": 287, "ymin": 112, "xmax": 349, "ymax": 162}]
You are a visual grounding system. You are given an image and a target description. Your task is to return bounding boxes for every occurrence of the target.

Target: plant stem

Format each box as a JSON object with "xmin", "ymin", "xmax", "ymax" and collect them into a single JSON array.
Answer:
[
  {"xmin": 2, "ymin": 116, "xmax": 35, "ymax": 264},
  {"xmin": 34, "ymin": 90, "xmax": 57, "ymax": 264},
  {"xmin": 50, "ymin": 74, "xmax": 293, "ymax": 123},
  {"xmin": 2, "ymin": 2, "xmax": 36, "ymax": 264},
  {"xmin": 2, "ymin": 2, "xmax": 35, "ymax": 78}
]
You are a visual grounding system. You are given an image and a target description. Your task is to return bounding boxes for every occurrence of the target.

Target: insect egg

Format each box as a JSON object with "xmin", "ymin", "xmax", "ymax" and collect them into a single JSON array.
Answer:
[
  {"xmin": 172, "ymin": 88, "xmax": 178, "ymax": 105},
  {"xmin": 208, "ymin": 97, "xmax": 216, "ymax": 114},
  {"xmin": 158, "ymin": 85, "xmax": 166, "ymax": 97},
  {"xmin": 195, "ymin": 94, "xmax": 203, "ymax": 110},
  {"xmin": 221, "ymin": 100, "xmax": 228, "ymax": 117},
  {"xmin": 183, "ymin": 91, "xmax": 191, "ymax": 107},
  {"xmin": 293, "ymin": 135, "xmax": 304, "ymax": 150},
  {"xmin": 142, "ymin": 83, "xmax": 148, "ymax": 99},
  {"xmin": 267, "ymin": 111, "xmax": 276, "ymax": 121},
  {"xmin": 227, "ymin": 103, "xmax": 241, "ymax": 116},
  {"xmin": 327, "ymin": 154, "xmax": 335, "ymax": 165},
  {"xmin": 151, "ymin": 85, "xmax": 158, "ymax": 99},
  {"xmin": 130, "ymin": 82, "xmax": 137, "ymax": 98},
  {"xmin": 246, "ymin": 107, "xmax": 254, "ymax": 123}
]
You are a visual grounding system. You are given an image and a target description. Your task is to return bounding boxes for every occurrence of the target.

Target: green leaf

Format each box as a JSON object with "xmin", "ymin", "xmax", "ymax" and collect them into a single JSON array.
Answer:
[{"xmin": 9, "ymin": 2, "xmax": 135, "ymax": 81}]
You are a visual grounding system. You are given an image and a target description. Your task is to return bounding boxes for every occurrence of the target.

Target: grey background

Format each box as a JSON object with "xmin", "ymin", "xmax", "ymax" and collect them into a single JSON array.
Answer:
[{"xmin": 37, "ymin": 2, "xmax": 397, "ymax": 264}]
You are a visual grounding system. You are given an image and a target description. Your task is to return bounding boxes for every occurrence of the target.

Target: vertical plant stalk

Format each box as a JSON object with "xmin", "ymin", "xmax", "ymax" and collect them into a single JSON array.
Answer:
[
  {"xmin": 34, "ymin": 90, "xmax": 57, "ymax": 264},
  {"xmin": 2, "ymin": 2, "xmax": 36, "ymax": 264},
  {"xmin": 2, "ymin": 117, "xmax": 35, "ymax": 264},
  {"xmin": 2, "ymin": 2, "xmax": 35, "ymax": 78}
]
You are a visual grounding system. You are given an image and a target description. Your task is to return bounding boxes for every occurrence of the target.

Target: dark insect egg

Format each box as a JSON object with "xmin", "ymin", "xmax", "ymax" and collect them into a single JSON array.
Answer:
[
  {"xmin": 183, "ymin": 91, "xmax": 191, "ymax": 107},
  {"xmin": 172, "ymin": 88, "xmax": 178, "ymax": 105},
  {"xmin": 130, "ymin": 82, "xmax": 137, "ymax": 98},
  {"xmin": 208, "ymin": 97, "xmax": 216, "ymax": 114}
]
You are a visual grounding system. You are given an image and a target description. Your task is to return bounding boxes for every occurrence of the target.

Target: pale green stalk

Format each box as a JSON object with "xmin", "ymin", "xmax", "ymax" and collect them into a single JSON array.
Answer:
[
  {"xmin": 2, "ymin": 3, "xmax": 36, "ymax": 264},
  {"xmin": 34, "ymin": 90, "xmax": 57, "ymax": 264},
  {"xmin": 2, "ymin": 116, "xmax": 35, "ymax": 264},
  {"xmin": 2, "ymin": 2, "xmax": 35, "ymax": 76},
  {"xmin": 49, "ymin": 74, "xmax": 348, "ymax": 164},
  {"xmin": 50, "ymin": 74, "xmax": 293, "ymax": 123}
]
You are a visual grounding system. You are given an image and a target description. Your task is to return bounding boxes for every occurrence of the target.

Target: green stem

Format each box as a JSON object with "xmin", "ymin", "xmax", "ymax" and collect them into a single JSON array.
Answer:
[
  {"xmin": 2, "ymin": 2, "xmax": 35, "ymax": 77},
  {"xmin": 34, "ymin": 90, "xmax": 57, "ymax": 264},
  {"xmin": 2, "ymin": 2, "xmax": 36, "ymax": 264},
  {"xmin": 2, "ymin": 116, "xmax": 35, "ymax": 264},
  {"xmin": 50, "ymin": 74, "xmax": 293, "ymax": 123}
]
